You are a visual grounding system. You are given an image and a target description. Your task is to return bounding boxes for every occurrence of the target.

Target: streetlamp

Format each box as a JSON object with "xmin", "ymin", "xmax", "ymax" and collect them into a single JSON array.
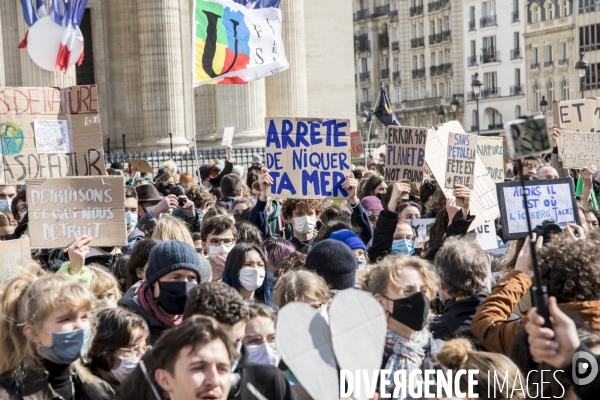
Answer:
[
  {"xmin": 471, "ymin": 72, "xmax": 483, "ymax": 136},
  {"xmin": 540, "ymin": 96, "xmax": 548, "ymax": 116},
  {"xmin": 575, "ymin": 52, "xmax": 589, "ymax": 99},
  {"xmin": 437, "ymin": 105, "xmax": 445, "ymax": 123},
  {"xmin": 451, "ymin": 94, "xmax": 459, "ymax": 120}
]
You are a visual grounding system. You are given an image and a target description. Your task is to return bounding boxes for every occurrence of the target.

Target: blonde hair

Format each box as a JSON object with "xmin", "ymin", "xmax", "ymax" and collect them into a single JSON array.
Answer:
[
  {"xmin": 163, "ymin": 160, "xmax": 178, "ymax": 174},
  {"xmin": 272, "ymin": 270, "xmax": 330, "ymax": 309},
  {"xmin": 88, "ymin": 264, "xmax": 122, "ymax": 302},
  {"xmin": 0, "ymin": 213, "xmax": 11, "ymax": 227},
  {"xmin": 360, "ymin": 254, "xmax": 436, "ymax": 300},
  {"xmin": 436, "ymin": 338, "xmax": 524, "ymax": 400},
  {"xmin": 0, "ymin": 273, "xmax": 96, "ymax": 374},
  {"xmin": 133, "ymin": 179, "xmax": 148, "ymax": 188},
  {"xmin": 152, "ymin": 215, "xmax": 194, "ymax": 247}
]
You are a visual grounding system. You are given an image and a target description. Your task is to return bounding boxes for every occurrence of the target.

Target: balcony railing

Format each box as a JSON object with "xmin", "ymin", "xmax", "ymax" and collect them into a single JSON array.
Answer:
[
  {"xmin": 360, "ymin": 101, "xmax": 372, "ymax": 110},
  {"xmin": 470, "ymin": 125, "xmax": 479, "ymax": 132},
  {"xmin": 359, "ymin": 72, "xmax": 370, "ymax": 82},
  {"xmin": 381, "ymin": 69, "xmax": 390, "ymax": 79},
  {"xmin": 544, "ymin": 60, "xmax": 554, "ymax": 68},
  {"xmin": 390, "ymin": 10, "xmax": 398, "ymax": 21},
  {"xmin": 439, "ymin": 63, "xmax": 452, "ymax": 74},
  {"xmin": 393, "ymin": 71, "xmax": 401, "ymax": 82},
  {"xmin": 429, "ymin": 65, "xmax": 439, "ymax": 77},
  {"xmin": 481, "ymin": 49, "xmax": 500, "ymax": 64},
  {"xmin": 411, "ymin": 37, "xmax": 425, "ymax": 48},
  {"xmin": 488, "ymin": 123, "xmax": 504, "ymax": 130},
  {"xmin": 467, "ymin": 55, "xmax": 478, "ymax": 67},
  {"xmin": 442, "ymin": 30, "xmax": 451, "ymax": 41},
  {"xmin": 429, "ymin": 33, "xmax": 443, "ymax": 45},
  {"xmin": 480, "ymin": 15, "xmax": 497, "ymax": 28},
  {"xmin": 412, "ymin": 68, "xmax": 426, "ymax": 79},
  {"xmin": 409, "ymin": 5, "xmax": 423, "ymax": 17},
  {"xmin": 372, "ymin": 4, "xmax": 390, "ymax": 17},
  {"xmin": 428, "ymin": 1, "xmax": 440, "ymax": 12},
  {"xmin": 559, "ymin": 58, "xmax": 568, "ymax": 65},
  {"xmin": 512, "ymin": 11, "xmax": 519, "ymax": 22},
  {"xmin": 510, "ymin": 85, "xmax": 523, "ymax": 95},
  {"xmin": 481, "ymin": 87, "xmax": 501, "ymax": 99},
  {"xmin": 510, "ymin": 48, "xmax": 522, "ymax": 60},
  {"xmin": 469, "ymin": 20, "xmax": 476, "ymax": 31},
  {"xmin": 354, "ymin": 9, "xmax": 369, "ymax": 21},
  {"xmin": 354, "ymin": 40, "xmax": 371, "ymax": 53},
  {"xmin": 392, "ymin": 41, "xmax": 400, "ymax": 51},
  {"xmin": 531, "ymin": 62, "xmax": 540, "ymax": 69}
]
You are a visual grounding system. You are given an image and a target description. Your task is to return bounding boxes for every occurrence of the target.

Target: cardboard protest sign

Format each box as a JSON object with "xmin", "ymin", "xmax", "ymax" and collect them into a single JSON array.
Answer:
[
  {"xmin": 411, "ymin": 218, "xmax": 435, "ymax": 249},
  {"xmin": 445, "ymin": 132, "xmax": 477, "ymax": 189},
  {"xmin": 27, "ymin": 176, "xmax": 127, "ymax": 248},
  {"xmin": 127, "ymin": 159, "xmax": 153, "ymax": 174},
  {"xmin": 496, "ymin": 178, "xmax": 579, "ymax": 240},
  {"xmin": 472, "ymin": 222, "xmax": 499, "ymax": 250},
  {"xmin": 385, "ymin": 126, "xmax": 427, "ymax": 183},
  {"xmin": 477, "ymin": 137, "xmax": 505, "ymax": 183},
  {"xmin": 265, "ymin": 117, "xmax": 351, "ymax": 199},
  {"xmin": 222, "ymin": 127, "xmax": 234, "ymax": 146},
  {"xmin": 0, "ymin": 238, "xmax": 32, "ymax": 281},
  {"xmin": 350, "ymin": 131, "xmax": 364, "ymax": 159},
  {"xmin": 553, "ymin": 98, "xmax": 600, "ymax": 132},
  {"xmin": 0, "ymin": 85, "xmax": 106, "ymax": 185},
  {"xmin": 426, "ymin": 121, "xmax": 500, "ymax": 231},
  {"xmin": 561, "ymin": 131, "xmax": 600, "ymax": 168}
]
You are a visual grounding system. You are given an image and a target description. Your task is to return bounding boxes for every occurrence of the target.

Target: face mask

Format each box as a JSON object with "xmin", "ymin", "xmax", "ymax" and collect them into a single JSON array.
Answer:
[
  {"xmin": 126, "ymin": 211, "xmax": 138, "ymax": 231},
  {"xmin": 293, "ymin": 215, "xmax": 316, "ymax": 235},
  {"xmin": 164, "ymin": 183, "xmax": 174, "ymax": 190},
  {"xmin": 357, "ymin": 257, "xmax": 367, "ymax": 270},
  {"xmin": 247, "ymin": 343, "xmax": 280, "ymax": 367},
  {"xmin": 384, "ymin": 291, "xmax": 430, "ymax": 331},
  {"xmin": 375, "ymin": 193, "xmax": 385, "ymax": 202},
  {"xmin": 156, "ymin": 281, "xmax": 196, "ymax": 315},
  {"xmin": 238, "ymin": 268, "xmax": 265, "ymax": 292},
  {"xmin": 111, "ymin": 355, "xmax": 141, "ymax": 383},
  {"xmin": 252, "ymin": 198, "xmax": 258, "ymax": 206},
  {"xmin": 0, "ymin": 199, "xmax": 11, "ymax": 213},
  {"xmin": 392, "ymin": 239, "xmax": 415, "ymax": 255},
  {"xmin": 41, "ymin": 328, "xmax": 91, "ymax": 365},
  {"xmin": 134, "ymin": 172, "xmax": 141, "ymax": 180},
  {"xmin": 231, "ymin": 341, "xmax": 243, "ymax": 372},
  {"xmin": 208, "ymin": 244, "xmax": 234, "ymax": 262}
]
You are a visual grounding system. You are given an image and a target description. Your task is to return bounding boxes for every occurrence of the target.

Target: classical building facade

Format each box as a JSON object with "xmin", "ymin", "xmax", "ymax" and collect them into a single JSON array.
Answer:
[{"xmin": 0, "ymin": 0, "xmax": 357, "ymax": 152}]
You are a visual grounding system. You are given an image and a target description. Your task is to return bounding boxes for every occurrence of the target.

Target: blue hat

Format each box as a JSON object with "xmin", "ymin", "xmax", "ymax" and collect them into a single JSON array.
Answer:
[
  {"xmin": 146, "ymin": 241, "xmax": 205, "ymax": 287},
  {"xmin": 329, "ymin": 229, "xmax": 366, "ymax": 251}
]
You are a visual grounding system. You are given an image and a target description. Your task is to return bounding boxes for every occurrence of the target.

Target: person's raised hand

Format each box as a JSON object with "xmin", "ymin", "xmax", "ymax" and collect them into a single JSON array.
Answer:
[
  {"xmin": 514, "ymin": 233, "xmax": 543, "ymax": 278},
  {"xmin": 226, "ymin": 144, "xmax": 233, "ymax": 161},
  {"xmin": 526, "ymin": 297, "xmax": 580, "ymax": 368},
  {"xmin": 258, "ymin": 168, "xmax": 273, "ymax": 202},
  {"xmin": 445, "ymin": 197, "xmax": 460, "ymax": 224},
  {"xmin": 551, "ymin": 125, "xmax": 560, "ymax": 148},
  {"xmin": 453, "ymin": 184, "xmax": 471, "ymax": 216},
  {"xmin": 178, "ymin": 195, "xmax": 196, "ymax": 218},
  {"xmin": 152, "ymin": 195, "xmax": 179, "ymax": 216},
  {"xmin": 67, "ymin": 235, "xmax": 92, "ymax": 275},
  {"xmin": 342, "ymin": 174, "xmax": 359, "ymax": 205},
  {"xmin": 565, "ymin": 223, "xmax": 586, "ymax": 241},
  {"xmin": 388, "ymin": 180, "xmax": 411, "ymax": 213},
  {"xmin": 582, "ymin": 166, "xmax": 596, "ymax": 189}
]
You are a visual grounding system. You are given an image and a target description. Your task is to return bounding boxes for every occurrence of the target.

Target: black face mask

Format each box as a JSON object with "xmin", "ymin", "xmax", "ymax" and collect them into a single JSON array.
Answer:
[
  {"xmin": 383, "ymin": 291, "xmax": 430, "ymax": 332},
  {"xmin": 156, "ymin": 281, "xmax": 196, "ymax": 315},
  {"xmin": 375, "ymin": 192, "xmax": 385, "ymax": 202},
  {"xmin": 164, "ymin": 183, "xmax": 174, "ymax": 190}
]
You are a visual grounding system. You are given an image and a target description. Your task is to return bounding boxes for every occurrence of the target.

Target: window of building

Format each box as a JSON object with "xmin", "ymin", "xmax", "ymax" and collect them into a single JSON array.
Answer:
[
  {"xmin": 472, "ymin": 110, "xmax": 478, "ymax": 129},
  {"xmin": 562, "ymin": 0, "xmax": 569, "ymax": 17},
  {"xmin": 483, "ymin": 72, "xmax": 497, "ymax": 90},
  {"xmin": 560, "ymin": 42, "xmax": 567, "ymax": 61},
  {"xmin": 421, "ymin": 84, "xmax": 426, "ymax": 99},
  {"xmin": 444, "ymin": 15, "xmax": 450, "ymax": 31},
  {"xmin": 383, "ymin": 55, "xmax": 389, "ymax": 69},
  {"xmin": 482, "ymin": 1, "xmax": 495, "ymax": 18},
  {"xmin": 515, "ymin": 105, "xmax": 521, "ymax": 118},
  {"xmin": 534, "ymin": 84, "xmax": 540, "ymax": 111},
  {"xmin": 470, "ymin": 40, "xmax": 476, "ymax": 57},
  {"xmin": 431, "ymin": 52, "xmax": 436, "ymax": 66},
  {"xmin": 430, "ymin": 20, "xmax": 436, "ymax": 34},
  {"xmin": 418, "ymin": 21, "xmax": 424, "ymax": 37},
  {"xmin": 413, "ymin": 116, "xmax": 418, "ymax": 126},
  {"xmin": 411, "ymin": 24, "xmax": 417, "ymax": 39},
  {"xmin": 514, "ymin": 32, "xmax": 519, "ymax": 49},
  {"xmin": 362, "ymin": 88, "xmax": 369, "ymax": 102},
  {"xmin": 394, "ymin": 87, "xmax": 401, "ymax": 103},
  {"xmin": 361, "ymin": 58, "xmax": 368, "ymax": 73},
  {"xmin": 533, "ymin": 47, "xmax": 539, "ymax": 64},
  {"xmin": 420, "ymin": 54, "xmax": 425, "ymax": 68},
  {"xmin": 445, "ymin": 48, "xmax": 451, "ymax": 62},
  {"xmin": 439, "ymin": 82, "xmax": 445, "ymax": 97},
  {"xmin": 395, "ymin": 57, "xmax": 400, "ymax": 72},
  {"xmin": 360, "ymin": 26, "xmax": 368, "ymax": 36},
  {"xmin": 546, "ymin": 45, "xmax": 553, "ymax": 63},
  {"xmin": 513, "ymin": 0, "xmax": 519, "ymax": 14},
  {"xmin": 515, "ymin": 68, "xmax": 521, "ymax": 86},
  {"xmin": 491, "ymin": 109, "xmax": 502, "ymax": 126},
  {"xmin": 545, "ymin": 1, "xmax": 554, "ymax": 19},
  {"xmin": 432, "ymin": 84, "xmax": 437, "ymax": 98},
  {"xmin": 547, "ymin": 81, "xmax": 555, "ymax": 103},
  {"xmin": 531, "ymin": 4, "xmax": 540, "ymax": 23},
  {"xmin": 483, "ymin": 36, "xmax": 496, "ymax": 51},
  {"xmin": 437, "ymin": 18, "xmax": 442, "ymax": 33},
  {"xmin": 579, "ymin": 23, "xmax": 600, "ymax": 52},
  {"xmin": 421, "ymin": 115, "xmax": 427, "ymax": 127},
  {"xmin": 438, "ymin": 50, "xmax": 443, "ymax": 65},
  {"xmin": 562, "ymin": 80, "xmax": 569, "ymax": 100},
  {"xmin": 412, "ymin": 56, "xmax": 418, "ymax": 70},
  {"xmin": 447, "ymin": 81, "xmax": 452, "ymax": 95},
  {"xmin": 393, "ymin": 27, "xmax": 399, "ymax": 42},
  {"xmin": 469, "ymin": 6, "xmax": 475, "ymax": 23}
]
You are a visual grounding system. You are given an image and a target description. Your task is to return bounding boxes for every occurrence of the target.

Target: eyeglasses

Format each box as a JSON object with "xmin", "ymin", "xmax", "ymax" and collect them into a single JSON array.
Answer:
[
  {"xmin": 118, "ymin": 344, "xmax": 150, "ymax": 358},
  {"xmin": 17, "ymin": 204, "xmax": 27, "ymax": 212},
  {"xmin": 209, "ymin": 238, "xmax": 235, "ymax": 246}
]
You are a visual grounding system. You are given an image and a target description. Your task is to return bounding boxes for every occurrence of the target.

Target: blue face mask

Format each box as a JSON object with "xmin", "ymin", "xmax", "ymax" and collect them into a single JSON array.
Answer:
[
  {"xmin": 391, "ymin": 239, "xmax": 415, "ymax": 255},
  {"xmin": 41, "ymin": 328, "xmax": 91, "ymax": 365},
  {"xmin": 126, "ymin": 211, "xmax": 138, "ymax": 231},
  {"xmin": 0, "ymin": 200, "xmax": 11, "ymax": 213}
]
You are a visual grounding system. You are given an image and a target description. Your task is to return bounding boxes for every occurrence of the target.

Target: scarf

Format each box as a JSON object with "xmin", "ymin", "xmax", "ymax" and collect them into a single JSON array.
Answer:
[
  {"xmin": 137, "ymin": 280, "xmax": 182, "ymax": 328},
  {"xmin": 384, "ymin": 328, "xmax": 431, "ymax": 399}
]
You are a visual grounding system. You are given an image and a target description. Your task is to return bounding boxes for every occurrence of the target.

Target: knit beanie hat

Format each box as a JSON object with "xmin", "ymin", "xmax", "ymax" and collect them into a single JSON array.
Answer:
[
  {"xmin": 304, "ymin": 239, "xmax": 357, "ymax": 290},
  {"xmin": 146, "ymin": 241, "xmax": 203, "ymax": 287},
  {"xmin": 329, "ymin": 229, "xmax": 366, "ymax": 251}
]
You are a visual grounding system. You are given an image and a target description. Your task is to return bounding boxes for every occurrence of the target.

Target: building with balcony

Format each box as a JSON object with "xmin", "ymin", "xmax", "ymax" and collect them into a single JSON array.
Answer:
[
  {"xmin": 463, "ymin": 0, "xmax": 527, "ymax": 136},
  {"xmin": 574, "ymin": 0, "xmax": 600, "ymax": 99},
  {"xmin": 524, "ymin": 0, "xmax": 575, "ymax": 126}
]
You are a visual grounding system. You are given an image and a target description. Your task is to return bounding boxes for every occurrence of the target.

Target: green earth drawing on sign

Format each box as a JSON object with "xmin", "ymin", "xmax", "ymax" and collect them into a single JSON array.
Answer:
[{"xmin": 0, "ymin": 123, "xmax": 25, "ymax": 155}]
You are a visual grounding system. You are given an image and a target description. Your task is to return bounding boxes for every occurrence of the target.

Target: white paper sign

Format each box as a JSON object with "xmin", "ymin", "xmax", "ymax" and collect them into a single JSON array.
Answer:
[
  {"xmin": 474, "ymin": 222, "xmax": 498, "ymax": 250},
  {"xmin": 411, "ymin": 218, "xmax": 435, "ymax": 249},
  {"xmin": 222, "ymin": 127, "xmax": 234, "ymax": 146},
  {"xmin": 34, "ymin": 119, "xmax": 70, "ymax": 154}
]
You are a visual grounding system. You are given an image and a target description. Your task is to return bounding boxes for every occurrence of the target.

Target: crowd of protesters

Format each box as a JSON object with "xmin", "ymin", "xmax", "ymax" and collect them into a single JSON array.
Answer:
[{"xmin": 1, "ymin": 126, "xmax": 600, "ymax": 400}]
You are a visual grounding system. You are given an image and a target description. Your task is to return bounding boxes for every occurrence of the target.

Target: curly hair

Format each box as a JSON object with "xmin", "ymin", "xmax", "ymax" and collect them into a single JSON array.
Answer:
[
  {"xmin": 314, "ymin": 220, "xmax": 361, "ymax": 244},
  {"xmin": 234, "ymin": 221, "xmax": 263, "ymax": 245},
  {"xmin": 320, "ymin": 204, "xmax": 351, "ymax": 224},
  {"xmin": 424, "ymin": 187, "xmax": 446, "ymax": 215},
  {"xmin": 200, "ymin": 215, "xmax": 237, "ymax": 242},
  {"xmin": 274, "ymin": 251, "xmax": 307, "ymax": 280},
  {"xmin": 281, "ymin": 199, "xmax": 324, "ymax": 219},
  {"xmin": 183, "ymin": 281, "xmax": 249, "ymax": 324},
  {"xmin": 419, "ymin": 178, "xmax": 438, "ymax": 206},
  {"xmin": 186, "ymin": 184, "xmax": 216, "ymax": 209},
  {"xmin": 538, "ymin": 230, "xmax": 600, "ymax": 303}
]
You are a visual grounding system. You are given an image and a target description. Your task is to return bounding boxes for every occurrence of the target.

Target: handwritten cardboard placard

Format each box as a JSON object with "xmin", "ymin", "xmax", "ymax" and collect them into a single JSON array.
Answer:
[
  {"xmin": 350, "ymin": 131, "xmax": 364, "ymax": 159},
  {"xmin": 411, "ymin": 218, "xmax": 435, "ymax": 249},
  {"xmin": 477, "ymin": 137, "xmax": 504, "ymax": 183},
  {"xmin": 265, "ymin": 117, "xmax": 351, "ymax": 199},
  {"xmin": 496, "ymin": 178, "xmax": 579, "ymax": 240},
  {"xmin": 222, "ymin": 127, "xmax": 234, "ymax": 146},
  {"xmin": 0, "ymin": 238, "xmax": 32, "ymax": 281},
  {"xmin": 553, "ymin": 98, "xmax": 600, "ymax": 132},
  {"xmin": 445, "ymin": 132, "xmax": 477, "ymax": 189},
  {"xmin": 127, "ymin": 159, "xmax": 153, "ymax": 173},
  {"xmin": 27, "ymin": 176, "xmax": 127, "ymax": 248},
  {"xmin": 425, "ymin": 121, "xmax": 500, "ymax": 231},
  {"xmin": 385, "ymin": 126, "xmax": 427, "ymax": 183},
  {"xmin": 0, "ymin": 85, "xmax": 106, "ymax": 185},
  {"xmin": 561, "ymin": 131, "xmax": 600, "ymax": 168}
]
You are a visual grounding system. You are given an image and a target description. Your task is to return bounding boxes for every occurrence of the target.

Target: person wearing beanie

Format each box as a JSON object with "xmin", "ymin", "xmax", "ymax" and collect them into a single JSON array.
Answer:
[
  {"xmin": 304, "ymin": 239, "xmax": 357, "ymax": 291},
  {"xmin": 118, "ymin": 240, "xmax": 209, "ymax": 344},
  {"xmin": 329, "ymin": 229, "xmax": 368, "ymax": 270},
  {"xmin": 197, "ymin": 145, "xmax": 235, "ymax": 198},
  {"xmin": 361, "ymin": 195, "xmax": 384, "ymax": 231}
]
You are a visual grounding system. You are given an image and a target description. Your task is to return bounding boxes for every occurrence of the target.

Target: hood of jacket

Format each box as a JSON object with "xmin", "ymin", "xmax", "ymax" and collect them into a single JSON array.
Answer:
[
  {"xmin": 559, "ymin": 299, "xmax": 600, "ymax": 330},
  {"xmin": 268, "ymin": 199, "xmax": 281, "ymax": 222}
]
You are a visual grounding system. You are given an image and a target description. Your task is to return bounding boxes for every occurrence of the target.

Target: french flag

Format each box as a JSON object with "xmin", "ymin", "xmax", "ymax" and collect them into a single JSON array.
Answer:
[
  {"xmin": 18, "ymin": 0, "xmax": 47, "ymax": 48},
  {"xmin": 55, "ymin": 0, "xmax": 88, "ymax": 72}
]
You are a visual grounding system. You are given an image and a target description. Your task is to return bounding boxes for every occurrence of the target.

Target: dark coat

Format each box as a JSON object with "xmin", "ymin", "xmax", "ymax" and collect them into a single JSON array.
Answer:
[
  {"xmin": 430, "ymin": 291, "xmax": 489, "ymax": 344},
  {"xmin": 118, "ymin": 283, "xmax": 167, "ymax": 344}
]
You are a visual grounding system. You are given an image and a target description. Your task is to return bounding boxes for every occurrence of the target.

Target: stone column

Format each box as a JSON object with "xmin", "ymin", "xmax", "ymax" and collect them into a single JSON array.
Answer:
[
  {"xmin": 137, "ymin": 0, "xmax": 189, "ymax": 150},
  {"xmin": 0, "ymin": 0, "xmax": 21, "ymax": 86},
  {"xmin": 265, "ymin": 0, "xmax": 308, "ymax": 118},
  {"xmin": 195, "ymin": 85, "xmax": 218, "ymax": 141},
  {"xmin": 216, "ymin": 80, "xmax": 267, "ymax": 139}
]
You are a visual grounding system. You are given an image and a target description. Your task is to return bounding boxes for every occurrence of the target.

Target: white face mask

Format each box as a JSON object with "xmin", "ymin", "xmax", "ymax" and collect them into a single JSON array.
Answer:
[
  {"xmin": 357, "ymin": 257, "xmax": 367, "ymax": 270},
  {"xmin": 208, "ymin": 243, "xmax": 234, "ymax": 262},
  {"xmin": 246, "ymin": 342, "xmax": 280, "ymax": 367},
  {"xmin": 111, "ymin": 355, "xmax": 140, "ymax": 383},
  {"xmin": 0, "ymin": 199, "xmax": 11, "ymax": 213},
  {"xmin": 293, "ymin": 215, "xmax": 316, "ymax": 235},
  {"xmin": 238, "ymin": 268, "xmax": 265, "ymax": 292},
  {"xmin": 252, "ymin": 198, "xmax": 258, "ymax": 206}
]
